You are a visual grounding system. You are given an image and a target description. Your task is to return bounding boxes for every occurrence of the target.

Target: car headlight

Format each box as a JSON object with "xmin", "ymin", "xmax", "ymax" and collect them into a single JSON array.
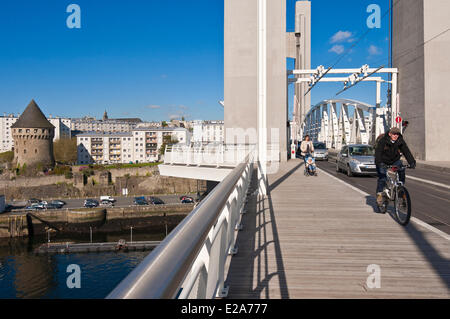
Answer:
[{"xmin": 350, "ymin": 159, "xmax": 360, "ymax": 165}]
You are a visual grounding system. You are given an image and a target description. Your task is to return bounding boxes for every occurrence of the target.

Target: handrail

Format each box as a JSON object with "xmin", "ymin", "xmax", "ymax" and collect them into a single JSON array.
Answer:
[
  {"xmin": 164, "ymin": 143, "xmax": 281, "ymax": 166},
  {"xmin": 107, "ymin": 153, "xmax": 253, "ymax": 299}
]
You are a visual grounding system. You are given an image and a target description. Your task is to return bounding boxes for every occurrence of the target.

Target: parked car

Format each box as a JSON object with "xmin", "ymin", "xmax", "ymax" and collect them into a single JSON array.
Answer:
[
  {"xmin": 180, "ymin": 196, "xmax": 194, "ymax": 204},
  {"xmin": 133, "ymin": 197, "xmax": 148, "ymax": 206},
  {"xmin": 336, "ymin": 144, "xmax": 377, "ymax": 177},
  {"xmin": 100, "ymin": 200, "xmax": 114, "ymax": 207},
  {"xmin": 50, "ymin": 200, "xmax": 66, "ymax": 206},
  {"xmin": 84, "ymin": 199, "xmax": 99, "ymax": 208},
  {"xmin": 148, "ymin": 196, "xmax": 164, "ymax": 205},
  {"xmin": 45, "ymin": 203, "xmax": 60, "ymax": 210},
  {"xmin": 313, "ymin": 142, "xmax": 328, "ymax": 161},
  {"xmin": 100, "ymin": 196, "xmax": 115, "ymax": 203},
  {"xmin": 25, "ymin": 203, "xmax": 45, "ymax": 211}
]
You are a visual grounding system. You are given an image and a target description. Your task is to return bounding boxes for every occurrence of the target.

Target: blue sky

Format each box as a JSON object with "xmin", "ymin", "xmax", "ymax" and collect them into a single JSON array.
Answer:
[{"xmin": 0, "ymin": 0, "xmax": 389, "ymax": 121}]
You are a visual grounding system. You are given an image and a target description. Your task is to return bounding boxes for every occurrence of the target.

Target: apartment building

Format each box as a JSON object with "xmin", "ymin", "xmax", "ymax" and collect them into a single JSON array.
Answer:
[
  {"xmin": 77, "ymin": 127, "xmax": 191, "ymax": 165},
  {"xmin": 71, "ymin": 118, "xmax": 138, "ymax": 133},
  {"xmin": 0, "ymin": 114, "xmax": 71, "ymax": 153},
  {"xmin": 192, "ymin": 120, "xmax": 224, "ymax": 143}
]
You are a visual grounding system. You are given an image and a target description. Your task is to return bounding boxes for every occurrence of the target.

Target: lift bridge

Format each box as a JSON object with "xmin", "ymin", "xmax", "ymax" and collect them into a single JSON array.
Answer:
[
  {"xmin": 290, "ymin": 65, "xmax": 400, "ymax": 149},
  {"xmin": 107, "ymin": 66, "xmax": 449, "ymax": 300}
]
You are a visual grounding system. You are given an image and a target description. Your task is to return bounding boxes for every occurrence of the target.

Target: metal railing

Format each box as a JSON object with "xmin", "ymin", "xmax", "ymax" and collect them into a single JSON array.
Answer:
[
  {"xmin": 164, "ymin": 143, "xmax": 278, "ymax": 167},
  {"xmin": 107, "ymin": 152, "xmax": 255, "ymax": 299}
]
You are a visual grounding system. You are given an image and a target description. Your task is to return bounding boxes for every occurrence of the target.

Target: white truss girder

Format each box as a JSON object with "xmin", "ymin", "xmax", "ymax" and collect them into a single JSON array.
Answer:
[{"xmin": 302, "ymin": 99, "xmax": 390, "ymax": 149}]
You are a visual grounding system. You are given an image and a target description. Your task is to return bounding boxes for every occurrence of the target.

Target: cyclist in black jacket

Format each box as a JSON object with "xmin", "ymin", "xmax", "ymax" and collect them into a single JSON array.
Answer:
[{"xmin": 375, "ymin": 127, "xmax": 416, "ymax": 207}]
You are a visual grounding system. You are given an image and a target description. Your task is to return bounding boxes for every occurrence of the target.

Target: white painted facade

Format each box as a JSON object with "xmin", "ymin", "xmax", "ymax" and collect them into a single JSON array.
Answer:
[
  {"xmin": 0, "ymin": 115, "xmax": 71, "ymax": 153},
  {"xmin": 71, "ymin": 118, "xmax": 137, "ymax": 133},
  {"xmin": 192, "ymin": 120, "xmax": 224, "ymax": 143},
  {"xmin": 48, "ymin": 118, "xmax": 72, "ymax": 140},
  {"xmin": 77, "ymin": 128, "xmax": 191, "ymax": 165}
]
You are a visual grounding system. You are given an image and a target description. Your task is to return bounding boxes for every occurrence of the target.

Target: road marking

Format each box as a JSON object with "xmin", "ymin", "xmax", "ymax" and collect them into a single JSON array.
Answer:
[
  {"xmin": 317, "ymin": 167, "xmax": 450, "ymax": 241},
  {"xmin": 407, "ymin": 175, "xmax": 450, "ymax": 190},
  {"xmin": 410, "ymin": 217, "xmax": 450, "ymax": 241}
]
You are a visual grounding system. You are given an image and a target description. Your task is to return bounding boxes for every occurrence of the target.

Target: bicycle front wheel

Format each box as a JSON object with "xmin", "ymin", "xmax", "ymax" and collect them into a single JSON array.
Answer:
[{"xmin": 394, "ymin": 186, "xmax": 411, "ymax": 226}]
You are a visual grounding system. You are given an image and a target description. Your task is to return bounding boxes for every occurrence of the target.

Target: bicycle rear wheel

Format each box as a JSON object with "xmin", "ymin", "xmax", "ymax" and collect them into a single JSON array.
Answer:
[{"xmin": 394, "ymin": 186, "xmax": 411, "ymax": 226}]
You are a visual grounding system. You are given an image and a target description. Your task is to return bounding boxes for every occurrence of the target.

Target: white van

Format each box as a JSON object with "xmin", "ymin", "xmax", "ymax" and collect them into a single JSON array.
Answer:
[{"xmin": 100, "ymin": 196, "xmax": 115, "ymax": 203}]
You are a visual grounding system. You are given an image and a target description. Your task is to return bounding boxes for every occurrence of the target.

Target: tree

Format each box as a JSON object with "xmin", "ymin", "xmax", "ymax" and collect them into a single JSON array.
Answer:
[
  {"xmin": 0, "ymin": 151, "xmax": 14, "ymax": 163},
  {"xmin": 159, "ymin": 135, "xmax": 179, "ymax": 155},
  {"xmin": 161, "ymin": 121, "xmax": 168, "ymax": 127},
  {"xmin": 54, "ymin": 137, "xmax": 78, "ymax": 165}
]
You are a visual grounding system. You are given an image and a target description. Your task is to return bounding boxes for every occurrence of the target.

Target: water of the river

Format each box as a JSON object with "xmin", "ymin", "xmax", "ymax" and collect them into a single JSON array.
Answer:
[{"xmin": 0, "ymin": 230, "xmax": 167, "ymax": 299}]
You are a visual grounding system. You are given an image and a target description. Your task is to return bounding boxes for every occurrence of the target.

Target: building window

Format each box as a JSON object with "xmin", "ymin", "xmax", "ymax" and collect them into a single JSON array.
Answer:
[
  {"xmin": 35, "ymin": 149, "xmax": 37, "ymax": 154},
  {"xmin": 24, "ymin": 149, "xmax": 26, "ymax": 154}
]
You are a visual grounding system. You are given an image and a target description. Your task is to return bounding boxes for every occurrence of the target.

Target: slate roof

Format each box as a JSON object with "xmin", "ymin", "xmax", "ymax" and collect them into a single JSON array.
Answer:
[{"xmin": 11, "ymin": 100, "xmax": 55, "ymax": 129}]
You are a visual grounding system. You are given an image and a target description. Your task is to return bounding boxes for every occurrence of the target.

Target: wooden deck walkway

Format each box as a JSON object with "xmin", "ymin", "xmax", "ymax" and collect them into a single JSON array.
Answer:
[{"xmin": 224, "ymin": 159, "xmax": 450, "ymax": 298}]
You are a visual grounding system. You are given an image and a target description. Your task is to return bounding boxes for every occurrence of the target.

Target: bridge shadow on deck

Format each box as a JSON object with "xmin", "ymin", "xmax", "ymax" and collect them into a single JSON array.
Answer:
[
  {"xmin": 365, "ymin": 195, "xmax": 450, "ymax": 292},
  {"xmin": 226, "ymin": 162, "xmax": 449, "ymax": 298},
  {"xmin": 225, "ymin": 163, "xmax": 304, "ymax": 299}
]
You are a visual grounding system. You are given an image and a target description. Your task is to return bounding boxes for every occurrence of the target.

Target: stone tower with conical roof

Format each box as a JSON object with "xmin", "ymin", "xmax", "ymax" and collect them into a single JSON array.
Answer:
[{"xmin": 11, "ymin": 100, "xmax": 55, "ymax": 168}]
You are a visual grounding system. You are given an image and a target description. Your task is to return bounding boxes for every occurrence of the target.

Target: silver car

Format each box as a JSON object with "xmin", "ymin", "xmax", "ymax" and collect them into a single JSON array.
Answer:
[
  {"xmin": 336, "ymin": 144, "xmax": 377, "ymax": 177},
  {"xmin": 313, "ymin": 142, "xmax": 328, "ymax": 161}
]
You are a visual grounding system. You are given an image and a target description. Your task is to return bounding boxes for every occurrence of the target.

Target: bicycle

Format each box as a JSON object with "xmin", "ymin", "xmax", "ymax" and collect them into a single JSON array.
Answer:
[{"xmin": 378, "ymin": 165, "xmax": 412, "ymax": 226}]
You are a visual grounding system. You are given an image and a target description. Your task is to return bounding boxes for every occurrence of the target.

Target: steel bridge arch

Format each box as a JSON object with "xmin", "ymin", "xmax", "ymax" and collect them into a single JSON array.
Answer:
[{"xmin": 301, "ymin": 98, "xmax": 390, "ymax": 150}]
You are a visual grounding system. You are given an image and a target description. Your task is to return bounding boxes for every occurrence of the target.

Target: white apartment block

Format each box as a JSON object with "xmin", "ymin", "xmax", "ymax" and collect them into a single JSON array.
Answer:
[
  {"xmin": 71, "ymin": 118, "xmax": 137, "ymax": 133},
  {"xmin": 77, "ymin": 128, "xmax": 191, "ymax": 165},
  {"xmin": 48, "ymin": 117, "xmax": 72, "ymax": 140},
  {"xmin": 192, "ymin": 120, "xmax": 224, "ymax": 143},
  {"xmin": 0, "ymin": 114, "xmax": 71, "ymax": 153},
  {"xmin": 135, "ymin": 121, "xmax": 162, "ymax": 129}
]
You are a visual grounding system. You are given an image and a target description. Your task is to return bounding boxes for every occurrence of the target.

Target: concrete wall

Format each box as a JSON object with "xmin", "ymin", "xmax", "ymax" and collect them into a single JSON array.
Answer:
[
  {"xmin": 423, "ymin": 0, "xmax": 450, "ymax": 161},
  {"xmin": 393, "ymin": 0, "xmax": 450, "ymax": 161},
  {"xmin": 224, "ymin": 0, "xmax": 288, "ymax": 162},
  {"xmin": 393, "ymin": 0, "xmax": 425, "ymax": 160},
  {"xmin": 224, "ymin": 0, "xmax": 258, "ymax": 138},
  {"xmin": 295, "ymin": 0, "xmax": 311, "ymax": 128}
]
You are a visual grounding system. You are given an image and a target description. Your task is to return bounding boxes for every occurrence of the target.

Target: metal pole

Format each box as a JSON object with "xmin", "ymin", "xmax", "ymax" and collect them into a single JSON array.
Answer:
[
  {"xmin": 376, "ymin": 81, "xmax": 381, "ymax": 107},
  {"xmin": 258, "ymin": 0, "xmax": 267, "ymax": 196},
  {"xmin": 130, "ymin": 227, "xmax": 133, "ymax": 243},
  {"xmin": 90, "ymin": 227, "xmax": 92, "ymax": 243},
  {"xmin": 391, "ymin": 72, "xmax": 398, "ymax": 128}
]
